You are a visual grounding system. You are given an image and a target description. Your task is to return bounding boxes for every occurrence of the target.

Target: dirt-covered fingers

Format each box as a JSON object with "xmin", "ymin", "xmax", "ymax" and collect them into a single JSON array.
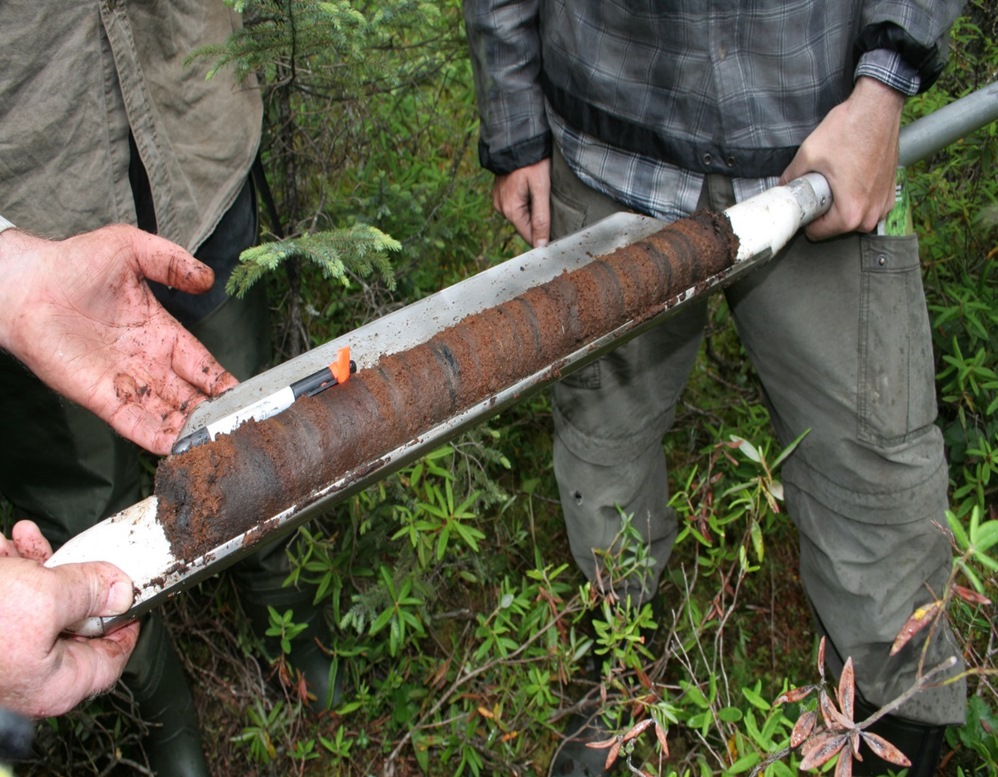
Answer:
[
  {"xmin": 170, "ymin": 329, "xmax": 238, "ymax": 398},
  {"xmin": 11, "ymin": 521, "xmax": 52, "ymax": 562},
  {"xmin": 126, "ymin": 228, "xmax": 215, "ymax": 295}
]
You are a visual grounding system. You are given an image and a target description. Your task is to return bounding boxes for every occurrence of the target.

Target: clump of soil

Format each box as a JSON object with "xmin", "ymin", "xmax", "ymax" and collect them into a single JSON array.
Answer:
[{"xmin": 155, "ymin": 210, "xmax": 738, "ymax": 561}]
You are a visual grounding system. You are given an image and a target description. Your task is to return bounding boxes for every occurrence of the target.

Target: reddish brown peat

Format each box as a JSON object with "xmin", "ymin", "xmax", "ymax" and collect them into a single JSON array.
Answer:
[{"xmin": 155, "ymin": 209, "xmax": 738, "ymax": 561}]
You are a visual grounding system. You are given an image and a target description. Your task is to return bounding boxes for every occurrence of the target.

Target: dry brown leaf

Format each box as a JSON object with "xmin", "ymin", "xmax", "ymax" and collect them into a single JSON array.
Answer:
[
  {"xmin": 622, "ymin": 718, "xmax": 654, "ymax": 743},
  {"xmin": 890, "ymin": 601, "xmax": 941, "ymax": 656},
  {"xmin": 791, "ymin": 709, "xmax": 817, "ymax": 748},
  {"xmin": 834, "ymin": 747, "xmax": 854, "ymax": 777},
  {"xmin": 799, "ymin": 731, "xmax": 847, "ymax": 770},
  {"xmin": 428, "ymin": 656, "xmax": 452, "ymax": 689},
  {"xmin": 585, "ymin": 736, "xmax": 619, "ymax": 750},
  {"xmin": 819, "ymin": 690, "xmax": 852, "ymax": 732},
  {"xmin": 775, "ymin": 685, "xmax": 815, "ymax": 706},
  {"xmin": 850, "ymin": 729, "xmax": 862, "ymax": 758},
  {"xmin": 654, "ymin": 721, "xmax": 670, "ymax": 758},
  {"xmin": 861, "ymin": 731, "xmax": 912, "ymax": 767},
  {"xmin": 799, "ymin": 728, "xmax": 837, "ymax": 759},
  {"xmin": 605, "ymin": 738, "xmax": 621, "ymax": 770},
  {"xmin": 953, "ymin": 584, "xmax": 992, "ymax": 606},
  {"xmin": 837, "ymin": 658, "xmax": 856, "ymax": 722}
]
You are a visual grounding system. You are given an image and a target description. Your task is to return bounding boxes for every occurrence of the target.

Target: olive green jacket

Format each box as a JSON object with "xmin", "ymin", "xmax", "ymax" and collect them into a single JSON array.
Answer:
[{"xmin": 0, "ymin": 0, "xmax": 262, "ymax": 253}]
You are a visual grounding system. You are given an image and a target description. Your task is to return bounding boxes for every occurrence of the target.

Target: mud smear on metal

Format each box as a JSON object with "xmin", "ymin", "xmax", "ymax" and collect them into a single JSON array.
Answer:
[{"xmin": 155, "ymin": 210, "xmax": 738, "ymax": 561}]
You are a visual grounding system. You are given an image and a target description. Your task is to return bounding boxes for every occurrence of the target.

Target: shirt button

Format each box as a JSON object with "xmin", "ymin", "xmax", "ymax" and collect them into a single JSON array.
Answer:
[
  {"xmin": 703, "ymin": 153, "xmax": 713, "ymax": 166},
  {"xmin": 726, "ymin": 156, "xmax": 736, "ymax": 168},
  {"xmin": 878, "ymin": 254, "xmax": 888, "ymax": 267}
]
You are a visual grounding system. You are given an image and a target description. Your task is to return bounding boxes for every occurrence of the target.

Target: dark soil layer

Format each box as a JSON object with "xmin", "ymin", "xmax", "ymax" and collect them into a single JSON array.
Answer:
[{"xmin": 155, "ymin": 210, "xmax": 738, "ymax": 561}]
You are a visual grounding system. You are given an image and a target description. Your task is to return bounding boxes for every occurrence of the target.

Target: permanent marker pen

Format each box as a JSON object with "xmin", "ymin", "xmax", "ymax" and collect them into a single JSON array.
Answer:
[{"xmin": 171, "ymin": 347, "xmax": 355, "ymax": 455}]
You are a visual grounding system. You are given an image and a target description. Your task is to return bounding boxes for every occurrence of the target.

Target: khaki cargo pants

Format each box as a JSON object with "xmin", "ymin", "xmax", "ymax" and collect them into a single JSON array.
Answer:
[{"xmin": 548, "ymin": 148, "xmax": 965, "ymax": 726}]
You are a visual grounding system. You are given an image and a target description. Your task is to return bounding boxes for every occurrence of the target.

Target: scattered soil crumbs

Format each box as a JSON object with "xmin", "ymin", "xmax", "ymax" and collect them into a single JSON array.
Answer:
[{"xmin": 155, "ymin": 210, "xmax": 738, "ymax": 561}]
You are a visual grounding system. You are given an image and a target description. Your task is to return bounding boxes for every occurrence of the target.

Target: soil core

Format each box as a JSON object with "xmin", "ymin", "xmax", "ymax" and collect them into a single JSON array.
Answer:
[{"xmin": 155, "ymin": 210, "xmax": 738, "ymax": 561}]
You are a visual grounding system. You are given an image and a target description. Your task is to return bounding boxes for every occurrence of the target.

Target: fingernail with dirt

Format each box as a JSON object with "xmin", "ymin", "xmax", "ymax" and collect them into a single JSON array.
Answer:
[{"xmin": 105, "ymin": 581, "xmax": 135, "ymax": 615}]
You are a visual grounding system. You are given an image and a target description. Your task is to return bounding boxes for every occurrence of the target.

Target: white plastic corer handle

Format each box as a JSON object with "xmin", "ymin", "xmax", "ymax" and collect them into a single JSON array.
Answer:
[{"xmin": 724, "ymin": 172, "xmax": 832, "ymax": 262}]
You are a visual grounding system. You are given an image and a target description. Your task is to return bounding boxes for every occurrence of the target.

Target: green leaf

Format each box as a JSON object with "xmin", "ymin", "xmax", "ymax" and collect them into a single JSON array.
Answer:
[
  {"xmin": 370, "ymin": 607, "xmax": 394, "ymax": 635},
  {"xmin": 765, "ymin": 762, "xmax": 796, "ymax": 777},
  {"xmin": 742, "ymin": 684, "xmax": 771, "ymax": 711},
  {"xmin": 760, "ymin": 709, "xmax": 783, "ymax": 742},
  {"xmin": 947, "ymin": 510, "xmax": 971, "ymax": 551},
  {"xmin": 726, "ymin": 752, "xmax": 760, "ymax": 774},
  {"xmin": 750, "ymin": 520, "xmax": 764, "ymax": 564},
  {"xmin": 956, "ymin": 559, "xmax": 984, "ymax": 592},
  {"xmin": 687, "ymin": 711, "xmax": 711, "ymax": 733},
  {"xmin": 731, "ymin": 435, "xmax": 761, "ymax": 463},
  {"xmin": 971, "ymin": 516, "xmax": 998, "ymax": 553},
  {"xmin": 771, "ymin": 428, "xmax": 810, "ymax": 469}
]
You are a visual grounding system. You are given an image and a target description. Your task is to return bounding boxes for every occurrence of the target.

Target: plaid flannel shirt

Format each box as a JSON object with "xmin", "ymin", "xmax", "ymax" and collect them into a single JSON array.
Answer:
[{"xmin": 465, "ymin": 0, "xmax": 964, "ymax": 221}]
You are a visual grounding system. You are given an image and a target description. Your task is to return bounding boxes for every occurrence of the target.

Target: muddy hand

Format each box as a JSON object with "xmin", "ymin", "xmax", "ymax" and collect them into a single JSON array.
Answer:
[{"xmin": 0, "ymin": 224, "xmax": 238, "ymax": 455}]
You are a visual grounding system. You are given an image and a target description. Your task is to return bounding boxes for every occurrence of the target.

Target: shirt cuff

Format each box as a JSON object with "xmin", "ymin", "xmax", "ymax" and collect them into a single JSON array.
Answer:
[{"xmin": 855, "ymin": 49, "xmax": 921, "ymax": 97}]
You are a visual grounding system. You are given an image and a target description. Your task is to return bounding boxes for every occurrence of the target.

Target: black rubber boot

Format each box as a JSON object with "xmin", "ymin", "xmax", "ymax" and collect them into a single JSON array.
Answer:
[
  {"xmin": 549, "ymin": 604, "xmax": 656, "ymax": 777},
  {"xmin": 287, "ymin": 606, "xmax": 343, "ymax": 712},
  {"xmin": 549, "ymin": 712, "xmax": 617, "ymax": 777},
  {"xmin": 235, "ymin": 538, "xmax": 341, "ymax": 712},
  {"xmin": 0, "ymin": 709, "xmax": 34, "ymax": 763},
  {"xmin": 852, "ymin": 695, "xmax": 946, "ymax": 776},
  {"xmin": 123, "ymin": 613, "xmax": 210, "ymax": 777},
  {"xmin": 241, "ymin": 593, "xmax": 341, "ymax": 712}
]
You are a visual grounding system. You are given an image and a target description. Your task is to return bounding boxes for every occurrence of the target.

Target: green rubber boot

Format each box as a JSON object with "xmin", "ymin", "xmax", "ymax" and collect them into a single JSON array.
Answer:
[{"xmin": 123, "ymin": 613, "xmax": 210, "ymax": 777}]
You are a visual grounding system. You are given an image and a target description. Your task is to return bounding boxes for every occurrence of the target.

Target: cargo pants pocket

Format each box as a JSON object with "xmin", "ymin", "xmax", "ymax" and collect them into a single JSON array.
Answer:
[{"xmin": 857, "ymin": 234, "xmax": 938, "ymax": 447}]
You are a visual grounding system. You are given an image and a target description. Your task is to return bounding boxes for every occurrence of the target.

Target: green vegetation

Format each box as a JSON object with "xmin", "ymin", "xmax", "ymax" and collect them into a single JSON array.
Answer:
[{"xmin": 15, "ymin": 1, "xmax": 998, "ymax": 774}]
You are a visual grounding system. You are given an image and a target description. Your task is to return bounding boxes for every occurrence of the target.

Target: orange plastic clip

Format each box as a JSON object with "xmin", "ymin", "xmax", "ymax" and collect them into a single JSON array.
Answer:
[{"xmin": 331, "ymin": 346, "xmax": 352, "ymax": 385}]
